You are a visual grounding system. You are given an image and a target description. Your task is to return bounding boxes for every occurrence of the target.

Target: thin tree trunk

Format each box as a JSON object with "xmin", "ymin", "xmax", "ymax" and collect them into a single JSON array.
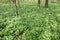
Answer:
[
  {"xmin": 45, "ymin": 0, "xmax": 48, "ymax": 8},
  {"xmin": 15, "ymin": 3, "xmax": 19, "ymax": 16},
  {"xmin": 38, "ymin": 0, "xmax": 40, "ymax": 8},
  {"xmin": 15, "ymin": 0, "xmax": 19, "ymax": 16}
]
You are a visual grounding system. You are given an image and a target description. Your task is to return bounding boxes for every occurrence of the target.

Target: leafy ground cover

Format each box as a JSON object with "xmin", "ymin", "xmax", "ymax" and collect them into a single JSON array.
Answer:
[{"xmin": 0, "ymin": 3, "xmax": 60, "ymax": 40}]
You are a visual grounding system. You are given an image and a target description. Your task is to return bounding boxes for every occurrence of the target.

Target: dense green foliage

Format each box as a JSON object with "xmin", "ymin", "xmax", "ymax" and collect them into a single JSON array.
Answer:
[{"xmin": 0, "ymin": 3, "xmax": 60, "ymax": 40}]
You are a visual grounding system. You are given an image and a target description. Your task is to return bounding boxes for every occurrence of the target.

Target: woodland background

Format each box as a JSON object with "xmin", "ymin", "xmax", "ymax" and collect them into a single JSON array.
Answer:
[{"xmin": 0, "ymin": 0, "xmax": 60, "ymax": 40}]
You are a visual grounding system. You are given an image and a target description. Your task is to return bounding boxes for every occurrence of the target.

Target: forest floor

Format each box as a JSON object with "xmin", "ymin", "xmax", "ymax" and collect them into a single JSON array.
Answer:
[{"xmin": 0, "ymin": 3, "xmax": 60, "ymax": 40}]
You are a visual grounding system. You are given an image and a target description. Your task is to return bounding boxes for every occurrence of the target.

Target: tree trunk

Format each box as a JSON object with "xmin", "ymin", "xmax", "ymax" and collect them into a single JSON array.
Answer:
[
  {"xmin": 38, "ymin": 0, "xmax": 40, "ymax": 8},
  {"xmin": 15, "ymin": 3, "xmax": 19, "ymax": 16},
  {"xmin": 9, "ymin": 0, "xmax": 19, "ymax": 16},
  {"xmin": 15, "ymin": 0, "xmax": 19, "ymax": 16},
  {"xmin": 45, "ymin": 0, "xmax": 48, "ymax": 8}
]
